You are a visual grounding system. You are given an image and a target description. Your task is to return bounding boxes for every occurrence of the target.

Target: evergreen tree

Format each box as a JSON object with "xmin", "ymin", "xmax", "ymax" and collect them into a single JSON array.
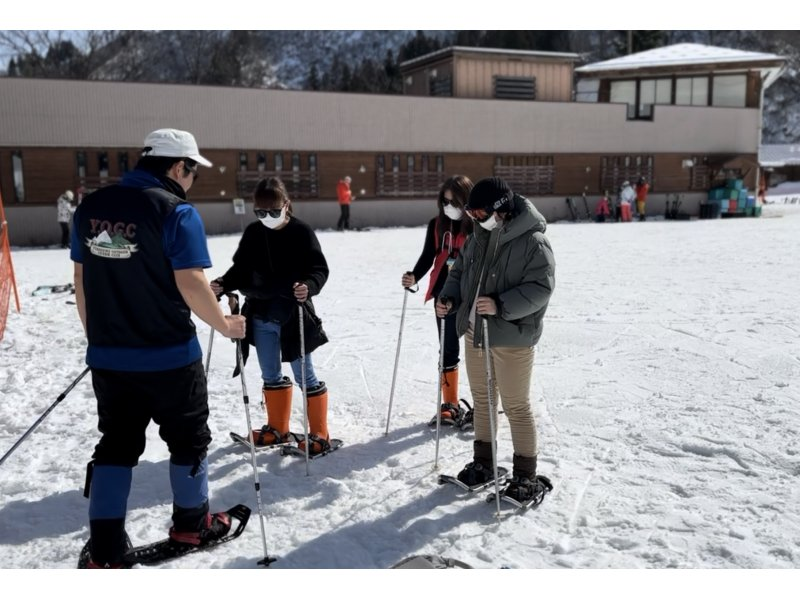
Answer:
[
  {"xmin": 307, "ymin": 62, "xmax": 320, "ymax": 91},
  {"xmin": 613, "ymin": 31, "xmax": 666, "ymax": 56}
]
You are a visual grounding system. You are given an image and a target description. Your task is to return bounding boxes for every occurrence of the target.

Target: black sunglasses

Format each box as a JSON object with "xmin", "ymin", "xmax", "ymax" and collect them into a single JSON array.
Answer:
[
  {"xmin": 254, "ymin": 207, "xmax": 284, "ymax": 219},
  {"xmin": 183, "ymin": 162, "xmax": 199, "ymax": 181},
  {"xmin": 441, "ymin": 197, "xmax": 462, "ymax": 207}
]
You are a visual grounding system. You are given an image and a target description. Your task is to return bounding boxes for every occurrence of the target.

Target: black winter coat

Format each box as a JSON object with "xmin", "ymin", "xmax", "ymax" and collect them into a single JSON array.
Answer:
[{"xmin": 217, "ymin": 217, "xmax": 329, "ymax": 366}]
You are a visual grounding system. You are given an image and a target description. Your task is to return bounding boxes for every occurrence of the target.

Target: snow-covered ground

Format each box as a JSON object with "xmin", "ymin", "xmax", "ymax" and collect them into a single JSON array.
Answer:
[{"xmin": 1, "ymin": 204, "xmax": 799, "ymax": 592}]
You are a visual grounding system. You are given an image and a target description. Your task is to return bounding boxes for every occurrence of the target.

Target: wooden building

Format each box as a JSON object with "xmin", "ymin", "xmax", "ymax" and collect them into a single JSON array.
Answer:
[
  {"xmin": 399, "ymin": 46, "xmax": 578, "ymax": 102},
  {"xmin": 0, "ymin": 43, "xmax": 786, "ymax": 246}
]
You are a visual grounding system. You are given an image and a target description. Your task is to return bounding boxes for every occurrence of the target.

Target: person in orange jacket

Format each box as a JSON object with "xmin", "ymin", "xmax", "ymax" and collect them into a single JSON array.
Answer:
[
  {"xmin": 336, "ymin": 175, "xmax": 353, "ymax": 230},
  {"xmin": 635, "ymin": 177, "xmax": 650, "ymax": 221}
]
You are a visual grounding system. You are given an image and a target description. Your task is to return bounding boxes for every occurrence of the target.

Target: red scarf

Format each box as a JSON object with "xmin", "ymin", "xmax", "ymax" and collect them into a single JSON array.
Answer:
[{"xmin": 425, "ymin": 219, "xmax": 467, "ymax": 302}]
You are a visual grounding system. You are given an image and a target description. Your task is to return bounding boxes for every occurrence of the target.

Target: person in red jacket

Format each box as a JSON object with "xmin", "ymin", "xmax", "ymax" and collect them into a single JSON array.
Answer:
[
  {"xmin": 595, "ymin": 191, "xmax": 611, "ymax": 223},
  {"xmin": 401, "ymin": 175, "xmax": 474, "ymax": 428},
  {"xmin": 635, "ymin": 177, "xmax": 650, "ymax": 222},
  {"xmin": 336, "ymin": 176, "xmax": 353, "ymax": 230}
]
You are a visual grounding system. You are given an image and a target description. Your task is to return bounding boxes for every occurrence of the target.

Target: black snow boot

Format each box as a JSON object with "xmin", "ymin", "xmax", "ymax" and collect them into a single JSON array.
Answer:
[
  {"xmin": 504, "ymin": 454, "xmax": 539, "ymax": 502},
  {"xmin": 456, "ymin": 440, "xmax": 495, "ymax": 486}
]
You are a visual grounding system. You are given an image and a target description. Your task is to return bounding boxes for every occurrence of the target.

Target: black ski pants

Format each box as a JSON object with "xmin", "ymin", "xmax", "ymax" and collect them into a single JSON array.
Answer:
[
  {"xmin": 337, "ymin": 204, "xmax": 350, "ymax": 230},
  {"xmin": 90, "ymin": 360, "xmax": 211, "ymax": 467},
  {"xmin": 436, "ymin": 308, "xmax": 460, "ymax": 370}
]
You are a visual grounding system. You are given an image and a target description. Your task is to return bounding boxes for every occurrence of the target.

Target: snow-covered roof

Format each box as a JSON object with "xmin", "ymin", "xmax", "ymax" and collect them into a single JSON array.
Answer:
[
  {"xmin": 400, "ymin": 46, "xmax": 580, "ymax": 69},
  {"xmin": 759, "ymin": 144, "xmax": 800, "ymax": 167},
  {"xmin": 576, "ymin": 43, "xmax": 785, "ymax": 73}
]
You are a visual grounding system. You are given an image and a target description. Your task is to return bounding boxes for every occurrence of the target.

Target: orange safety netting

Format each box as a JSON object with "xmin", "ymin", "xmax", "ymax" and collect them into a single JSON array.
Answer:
[{"xmin": 0, "ymin": 189, "xmax": 21, "ymax": 341}]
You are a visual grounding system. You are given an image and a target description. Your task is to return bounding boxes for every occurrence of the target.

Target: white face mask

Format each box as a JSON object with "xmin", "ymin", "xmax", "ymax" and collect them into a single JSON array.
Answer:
[
  {"xmin": 479, "ymin": 214, "xmax": 500, "ymax": 231},
  {"xmin": 258, "ymin": 206, "xmax": 287, "ymax": 229},
  {"xmin": 443, "ymin": 204, "xmax": 463, "ymax": 221}
]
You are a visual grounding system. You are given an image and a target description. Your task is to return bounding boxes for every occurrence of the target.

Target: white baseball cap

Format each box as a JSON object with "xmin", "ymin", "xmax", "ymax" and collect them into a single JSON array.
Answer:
[{"xmin": 142, "ymin": 128, "xmax": 212, "ymax": 167}]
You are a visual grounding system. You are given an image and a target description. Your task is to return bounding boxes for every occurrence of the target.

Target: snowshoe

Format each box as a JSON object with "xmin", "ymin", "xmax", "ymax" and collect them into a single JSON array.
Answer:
[{"xmin": 428, "ymin": 402, "xmax": 464, "ymax": 428}]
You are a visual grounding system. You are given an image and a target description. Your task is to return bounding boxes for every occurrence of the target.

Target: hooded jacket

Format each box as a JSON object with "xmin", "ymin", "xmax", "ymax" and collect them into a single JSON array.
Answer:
[{"xmin": 440, "ymin": 196, "xmax": 555, "ymax": 348}]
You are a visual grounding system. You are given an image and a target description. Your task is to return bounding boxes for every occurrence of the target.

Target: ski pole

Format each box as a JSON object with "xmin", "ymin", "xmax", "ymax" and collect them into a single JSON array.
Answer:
[
  {"xmin": 0, "ymin": 366, "xmax": 90, "ymax": 467},
  {"xmin": 298, "ymin": 302, "xmax": 310, "ymax": 476},
  {"xmin": 204, "ymin": 329, "xmax": 215, "ymax": 378},
  {"xmin": 384, "ymin": 278, "xmax": 417, "ymax": 436},
  {"xmin": 482, "ymin": 316, "xmax": 502, "ymax": 517},
  {"xmin": 432, "ymin": 315, "xmax": 446, "ymax": 470},
  {"xmin": 227, "ymin": 293, "xmax": 276, "ymax": 567}
]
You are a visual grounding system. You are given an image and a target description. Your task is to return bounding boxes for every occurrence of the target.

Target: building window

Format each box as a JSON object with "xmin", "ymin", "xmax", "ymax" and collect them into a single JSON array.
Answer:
[
  {"xmin": 118, "ymin": 152, "xmax": 129, "ymax": 174},
  {"xmin": 236, "ymin": 152, "xmax": 318, "ymax": 199},
  {"xmin": 429, "ymin": 74, "xmax": 453, "ymax": 97},
  {"xmin": 690, "ymin": 156, "xmax": 710, "ymax": 190},
  {"xmin": 77, "ymin": 151, "xmax": 87, "ymax": 178},
  {"xmin": 493, "ymin": 155, "xmax": 554, "ymax": 195},
  {"xmin": 11, "ymin": 151, "xmax": 25, "ymax": 202},
  {"xmin": 601, "ymin": 155, "xmax": 654, "ymax": 193},
  {"xmin": 375, "ymin": 153, "xmax": 447, "ymax": 198},
  {"xmin": 675, "ymin": 77, "xmax": 708, "ymax": 106},
  {"xmin": 610, "ymin": 80, "xmax": 637, "ymax": 119},
  {"xmin": 712, "ymin": 75, "xmax": 747, "ymax": 108},
  {"xmin": 494, "ymin": 76, "xmax": 536, "ymax": 100},
  {"xmin": 98, "ymin": 152, "xmax": 109, "ymax": 178}
]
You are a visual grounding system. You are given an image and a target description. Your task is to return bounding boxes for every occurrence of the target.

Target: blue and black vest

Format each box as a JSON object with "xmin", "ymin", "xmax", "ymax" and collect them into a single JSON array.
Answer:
[{"xmin": 76, "ymin": 184, "xmax": 197, "ymax": 349}]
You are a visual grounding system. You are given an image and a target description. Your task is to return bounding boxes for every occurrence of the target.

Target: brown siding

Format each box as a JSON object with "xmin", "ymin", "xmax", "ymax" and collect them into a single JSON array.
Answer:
[
  {"xmin": 453, "ymin": 57, "xmax": 573, "ymax": 101},
  {"xmin": 746, "ymin": 71, "xmax": 761, "ymax": 108},
  {"xmin": 403, "ymin": 60, "xmax": 454, "ymax": 97}
]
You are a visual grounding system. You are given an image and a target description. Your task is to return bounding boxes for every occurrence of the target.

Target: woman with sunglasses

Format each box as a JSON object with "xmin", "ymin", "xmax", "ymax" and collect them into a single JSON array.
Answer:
[
  {"xmin": 211, "ymin": 177, "xmax": 334, "ymax": 456},
  {"xmin": 435, "ymin": 177, "xmax": 556, "ymax": 503},
  {"xmin": 401, "ymin": 174, "xmax": 474, "ymax": 429}
]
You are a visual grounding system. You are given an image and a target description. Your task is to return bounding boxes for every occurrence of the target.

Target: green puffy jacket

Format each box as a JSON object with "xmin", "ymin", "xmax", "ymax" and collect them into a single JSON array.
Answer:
[{"xmin": 441, "ymin": 196, "xmax": 555, "ymax": 348}]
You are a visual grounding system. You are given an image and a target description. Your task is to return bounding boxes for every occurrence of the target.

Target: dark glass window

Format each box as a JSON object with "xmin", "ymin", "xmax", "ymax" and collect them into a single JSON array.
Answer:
[
  {"xmin": 12, "ymin": 151, "xmax": 25, "ymax": 202},
  {"xmin": 77, "ymin": 151, "xmax": 87, "ymax": 178}
]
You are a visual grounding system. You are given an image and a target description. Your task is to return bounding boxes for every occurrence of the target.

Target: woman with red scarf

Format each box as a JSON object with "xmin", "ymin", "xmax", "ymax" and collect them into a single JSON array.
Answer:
[{"xmin": 401, "ymin": 175, "xmax": 474, "ymax": 428}]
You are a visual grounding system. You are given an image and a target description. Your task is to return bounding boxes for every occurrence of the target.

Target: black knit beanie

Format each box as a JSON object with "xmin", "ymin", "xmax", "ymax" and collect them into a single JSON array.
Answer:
[{"xmin": 467, "ymin": 177, "xmax": 514, "ymax": 215}]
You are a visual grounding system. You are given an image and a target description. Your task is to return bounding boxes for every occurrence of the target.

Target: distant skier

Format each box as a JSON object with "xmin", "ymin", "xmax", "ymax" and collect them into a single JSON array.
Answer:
[
  {"xmin": 57, "ymin": 189, "xmax": 75, "ymax": 248},
  {"xmin": 401, "ymin": 175, "xmax": 474, "ymax": 428},
  {"xmin": 595, "ymin": 191, "xmax": 611, "ymax": 223},
  {"xmin": 436, "ymin": 177, "xmax": 556, "ymax": 502},
  {"xmin": 618, "ymin": 180, "xmax": 635, "ymax": 222},
  {"xmin": 635, "ymin": 176, "xmax": 650, "ymax": 221}
]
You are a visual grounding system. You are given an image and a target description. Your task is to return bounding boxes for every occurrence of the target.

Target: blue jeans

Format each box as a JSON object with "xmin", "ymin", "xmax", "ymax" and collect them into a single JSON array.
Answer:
[{"xmin": 252, "ymin": 317, "xmax": 319, "ymax": 388}]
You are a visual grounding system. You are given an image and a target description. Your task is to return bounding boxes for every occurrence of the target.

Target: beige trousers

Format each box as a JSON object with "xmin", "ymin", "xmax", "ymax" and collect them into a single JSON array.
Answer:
[{"xmin": 464, "ymin": 327, "xmax": 537, "ymax": 458}]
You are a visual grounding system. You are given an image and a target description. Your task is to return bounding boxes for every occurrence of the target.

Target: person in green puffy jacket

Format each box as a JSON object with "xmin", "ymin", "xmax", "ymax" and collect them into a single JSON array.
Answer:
[{"xmin": 436, "ymin": 177, "xmax": 555, "ymax": 502}]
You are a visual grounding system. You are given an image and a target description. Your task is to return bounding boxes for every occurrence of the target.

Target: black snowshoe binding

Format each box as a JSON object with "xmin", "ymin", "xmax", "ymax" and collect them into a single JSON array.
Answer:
[
  {"xmin": 428, "ymin": 399, "xmax": 474, "ymax": 430},
  {"xmin": 500, "ymin": 475, "xmax": 553, "ymax": 509}
]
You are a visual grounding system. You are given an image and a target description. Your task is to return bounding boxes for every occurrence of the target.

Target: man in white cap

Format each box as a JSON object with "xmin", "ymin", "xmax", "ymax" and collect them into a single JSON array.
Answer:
[
  {"xmin": 57, "ymin": 189, "xmax": 75, "ymax": 248},
  {"xmin": 70, "ymin": 128, "xmax": 246, "ymax": 568}
]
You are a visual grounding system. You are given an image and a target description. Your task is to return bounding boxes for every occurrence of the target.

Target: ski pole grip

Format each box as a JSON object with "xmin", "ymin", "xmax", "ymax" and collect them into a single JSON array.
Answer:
[
  {"xmin": 404, "ymin": 272, "xmax": 419, "ymax": 294},
  {"xmin": 226, "ymin": 292, "xmax": 240, "ymax": 316}
]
